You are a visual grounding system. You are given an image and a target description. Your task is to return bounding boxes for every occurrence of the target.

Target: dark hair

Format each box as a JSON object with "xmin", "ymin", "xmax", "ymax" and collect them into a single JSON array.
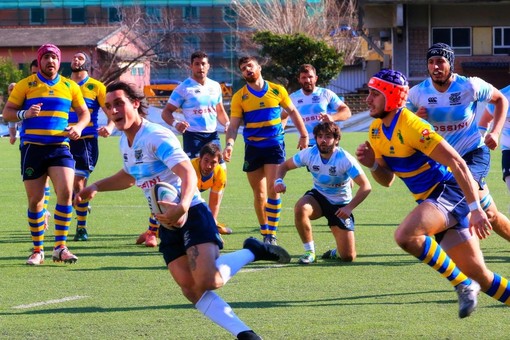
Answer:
[
  {"xmin": 298, "ymin": 64, "xmax": 316, "ymax": 75},
  {"xmin": 106, "ymin": 81, "xmax": 148, "ymax": 117},
  {"xmin": 313, "ymin": 121, "xmax": 341, "ymax": 142},
  {"xmin": 191, "ymin": 51, "xmax": 208, "ymax": 64},
  {"xmin": 238, "ymin": 56, "xmax": 258, "ymax": 68},
  {"xmin": 199, "ymin": 142, "xmax": 222, "ymax": 162},
  {"xmin": 30, "ymin": 59, "xmax": 38, "ymax": 68}
]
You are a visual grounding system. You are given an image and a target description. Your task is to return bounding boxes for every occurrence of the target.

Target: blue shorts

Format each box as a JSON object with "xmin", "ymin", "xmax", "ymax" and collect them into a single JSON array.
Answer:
[
  {"xmin": 305, "ymin": 189, "xmax": 355, "ymax": 231},
  {"xmin": 159, "ymin": 202, "xmax": 223, "ymax": 265},
  {"xmin": 243, "ymin": 143, "xmax": 285, "ymax": 172},
  {"xmin": 182, "ymin": 131, "xmax": 221, "ymax": 160},
  {"xmin": 463, "ymin": 145, "xmax": 490, "ymax": 189},
  {"xmin": 70, "ymin": 137, "xmax": 98, "ymax": 177},
  {"xmin": 502, "ymin": 150, "xmax": 510, "ymax": 181},
  {"xmin": 20, "ymin": 144, "xmax": 75, "ymax": 180},
  {"xmin": 423, "ymin": 178, "xmax": 470, "ymax": 241}
]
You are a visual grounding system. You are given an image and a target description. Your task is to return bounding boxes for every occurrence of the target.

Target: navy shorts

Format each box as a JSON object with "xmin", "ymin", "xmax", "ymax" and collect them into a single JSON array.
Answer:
[
  {"xmin": 182, "ymin": 131, "xmax": 221, "ymax": 160},
  {"xmin": 20, "ymin": 144, "xmax": 75, "ymax": 180},
  {"xmin": 70, "ymin": 137, "xmax": 98, "ymax": 177},
  {"xmin": 463, "ymin": 145, "xmax": 490, "ymax": 189},
  {"xmin": 159, "ymin": 202, "xmax": 223, "ymax": 265},
  {"xmin": 243, "ymin": 142, "xmax": 285, "ymax": 172},
  {"xmin": 502, "ymin": 150, "xmax": 510, "ymax": 181},
  {"xmin": 304, "ymin": 189, "xmax": 355, "ymax": 231}
]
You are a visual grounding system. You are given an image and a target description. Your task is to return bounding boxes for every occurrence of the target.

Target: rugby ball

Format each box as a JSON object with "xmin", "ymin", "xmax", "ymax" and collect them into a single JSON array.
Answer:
[{"xmin": 150, "ymin": 182, "xmax": 188, "ymax": 229}]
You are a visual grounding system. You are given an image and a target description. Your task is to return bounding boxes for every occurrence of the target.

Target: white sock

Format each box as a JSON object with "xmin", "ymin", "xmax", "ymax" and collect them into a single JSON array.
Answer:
[
  {"xmin": 216, "ymin": 249, "xmax": 254, "ymax": 284},
  {"xmin": 303, "ymin": 241, "xmax": 315, "ymax": 253},
  {"xmin": 195, "ymin": 291, "xmax": 251, "ymax": 337},
  {"xmin": 505, "ymin": 176, "xmax": 510, "ymax": 194}
]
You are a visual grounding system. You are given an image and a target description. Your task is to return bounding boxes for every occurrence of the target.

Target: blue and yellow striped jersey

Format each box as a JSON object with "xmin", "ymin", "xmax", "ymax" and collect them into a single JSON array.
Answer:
[
  {"xmin": 369, "ymin": 108, "xmax": 453, "ymax": 202},
  {"xmin": 8, "ymin": 73, "xmax": 85, "ymax": 145},
  {"xmin": 69, "ymin": 76, "xmax": 106, "ymax": 138},
  {"xmin": 231, "ymin": 81, "xmax": 291, "ymax": 147}
]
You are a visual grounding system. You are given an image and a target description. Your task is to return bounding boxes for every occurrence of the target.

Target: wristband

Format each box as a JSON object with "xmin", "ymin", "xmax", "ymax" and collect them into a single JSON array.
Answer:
[
  {"xmin": 369, "ymin": 162, "xmax": 379, "ymax": 172},
  {"xmin": 16, "ymin": 110, "xmax": 26, "ymax": 121},
  {"xmin": 300, "ymin": 135, "xmax": 308, "ymax": 139},
  {"xmin": 172, "ymin": 120, "xmax": 179, "ymax": 128},
  {"xmin": 468, "ymin": 201, "xmax": 481, "ymax": 212},
  {"xmin": 226, "ymin": 142, "xmax": 234, "ymax": 148},
  {"xmin": 274, "ymin": 178, "xmax": 284, "ymax": 186}
]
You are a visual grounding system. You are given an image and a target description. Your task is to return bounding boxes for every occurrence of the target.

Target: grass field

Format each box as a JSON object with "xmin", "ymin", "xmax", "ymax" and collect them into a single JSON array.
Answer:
[{"xmin": 0, "ymin": 132, "xmax": 509, "ymax": 339}]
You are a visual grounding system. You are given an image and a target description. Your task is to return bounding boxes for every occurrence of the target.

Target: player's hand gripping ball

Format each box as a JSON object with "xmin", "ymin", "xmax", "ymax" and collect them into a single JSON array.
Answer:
[{"xmin": 150, "ymin": 182, "xmax": 188, "ymax": 229}]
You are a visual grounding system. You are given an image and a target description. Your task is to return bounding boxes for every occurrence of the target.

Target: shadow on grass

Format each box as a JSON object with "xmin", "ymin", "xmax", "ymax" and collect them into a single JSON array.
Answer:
[{"xmin": 1, "ymin": 288, "xmax": 471, "ymax": 316}]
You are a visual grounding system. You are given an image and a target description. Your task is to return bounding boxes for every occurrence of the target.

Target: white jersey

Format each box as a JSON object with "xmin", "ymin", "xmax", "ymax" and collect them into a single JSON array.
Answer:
[
  {"xmin": 290, "ymin": 87, "xmax": 343, "ymax": 145},
  {"xmin": 120, "ymin": 119, "xmax": 204, "ymax": 207},
  {"xmin": 407, "ymin": 74, "xmax": 493, "ymax": 156},
  {"xmin": 292, "ymin": 145, "xmax": 364, "ymax": 205},
  {"xmin": 486, "ymin": 84, "xmax": 510, "ymax": 151},
  {"xmin": 167, "ymin": 77, "xmax": 223, "ymax": 133}
]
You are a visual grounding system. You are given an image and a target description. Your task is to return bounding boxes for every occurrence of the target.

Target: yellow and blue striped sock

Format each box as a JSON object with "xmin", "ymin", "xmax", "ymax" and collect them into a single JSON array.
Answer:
[
  {"xmin": 485, "ymin": 273, "xmax": 510, "ymax": 305},
  {"xmin": 148, "ymin": 215, "xmax": 159, "ymax": 235},
  {"xmin": 43, "ymin": 185, "xmax": 50, "ymax": 212},
  {"xmin": 75, "ymin": 199, "xmax": 89, "ymax": 229},
  {"xmin": 266, "ymin": 197, "xmax": 281, "ymax": 237},
  {"xmin": 418, "ymin": 236, "xmax": 471, "ymax": 287},
  {"xmin": 54, "ymin": 204, "xmax": 72, "ymax": 250},
  {"xmin": 28, "ymin": 209, "xmax": 45, "ymax": 253}
]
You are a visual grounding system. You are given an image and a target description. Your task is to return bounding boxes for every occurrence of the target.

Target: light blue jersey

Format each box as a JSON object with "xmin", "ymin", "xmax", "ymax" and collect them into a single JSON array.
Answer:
[
  {"xmin": 292, "ymin": 145, "xmax": 364, "ymax": 205},
  {"xmin": 167, "ymin": 77, "xmax": 222, "ymax": 133},
  {"xmin": 120, "ymin": 119, "xmax": 204, "ymax": 206},
  {"xmin": 407, "ymin": 74, "xmax": 493, "ymax": 156},
  {"xmin": 290, "ymin": 87, "xmax": 343, "ymax": 145},
  {"xmin": 486, "ymin": 85, "xmax": 510, "ymax": 151}
]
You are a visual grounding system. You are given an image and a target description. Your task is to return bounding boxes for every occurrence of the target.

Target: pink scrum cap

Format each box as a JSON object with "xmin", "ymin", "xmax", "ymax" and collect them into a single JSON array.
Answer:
[{"xmin": 37, "ymin": 44, "xmax": 61, "ymax": 68}]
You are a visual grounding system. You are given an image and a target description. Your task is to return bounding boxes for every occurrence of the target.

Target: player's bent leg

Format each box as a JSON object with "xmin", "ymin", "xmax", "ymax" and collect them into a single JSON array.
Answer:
[
  {"xmin": 331, "ymin": 227, "xmax": 356, "ymax": 262},
  {"xmin": 186, "ymin": 243, "xmax": 224, "ymax": 292},
  {"xmin": 447, "ymin": 235, "xmax": 510, "ymax": 306},
  {"xmin": 486, "ymin": 203, "xmax": 510, "ymax": 242}
]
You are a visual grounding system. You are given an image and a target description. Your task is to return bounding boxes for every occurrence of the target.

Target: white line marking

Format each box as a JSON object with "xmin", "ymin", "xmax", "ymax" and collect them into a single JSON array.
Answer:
[{"xmin": 12, "ymin": 295, "xmax": 89, "ymax": 309}]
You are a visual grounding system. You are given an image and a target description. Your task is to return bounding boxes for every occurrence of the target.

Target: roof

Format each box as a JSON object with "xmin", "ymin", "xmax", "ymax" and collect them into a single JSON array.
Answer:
[{"xmin": 0, "ymin": 26, "xmax": 120, "ymax": 48}]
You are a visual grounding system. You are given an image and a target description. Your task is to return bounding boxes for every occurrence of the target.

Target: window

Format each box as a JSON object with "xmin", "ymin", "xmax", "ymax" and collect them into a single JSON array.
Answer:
[
  {"xmin": 223, "ymin": 6, "xmax": 237, "ymax": 23},
  {"xmin": 30, "ymin": 8, "xmax": 45, "ymax": 24},
  {"xmin": 183, "ymin": 6, "xmax": 199, "ymax": 22},
  {"xmin": 432, "ymin": 27, "xmax": 471, "ymax": 55},
  {"xmin": 70, "ymin": 8, "xmax": 85, "ymax": 24},
  {"xmin": 184, "ymin": 36, "xmax": 200, "ymax": 51},
  {"xmin": 131, "ymin": 66, "xmax": 145, "ymax": 76},
  {"xmin": 223, "ymin": 34, "xmax": 238, "ymax": 53},
  {"xmin": 494, "ymin": 27, "xmax": 510, "ymax": 55},
  {"xmin": 109, "ymin": 8, "xmax": 121, "ymax": 23},
  {"xmin": 146, "ymin": 7, "xmax": 162, "ymax": 23}
]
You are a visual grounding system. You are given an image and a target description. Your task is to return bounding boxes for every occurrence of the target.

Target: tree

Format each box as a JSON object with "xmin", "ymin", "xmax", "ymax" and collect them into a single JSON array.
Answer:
[
  {"xmin": 0, "ymin": 57, "xmax": 23, "ymax": 114},
  {"xmin": 253, "ymin": 31, "xmax": 344, "ymax": 93},
  {"xmin": 97, "ymin": 6, "xmax": 200, "ymax": 85},
  {"xmin": 231, "ymin": 0, "xmax": 362, "ymax": 65}
]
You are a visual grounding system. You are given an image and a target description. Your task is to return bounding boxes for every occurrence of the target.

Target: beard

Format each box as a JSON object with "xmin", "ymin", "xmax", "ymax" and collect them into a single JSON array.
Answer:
[
  {"xmin": 370, "ymin": 110, "xmax": 391, "ymax": 120},
  {"xmin": 318, "ymin": 144, "xmax": 334, "ymax": 154},
  {"xmin": 430, "ymin": 71, "xmax": 452, "ymax": 87}
]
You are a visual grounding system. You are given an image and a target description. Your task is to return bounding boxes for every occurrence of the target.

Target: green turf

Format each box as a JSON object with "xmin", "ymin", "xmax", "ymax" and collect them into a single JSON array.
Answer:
[{"xmin": 0, "ymin": 132, "xmax": 509, "ymax": 339}]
